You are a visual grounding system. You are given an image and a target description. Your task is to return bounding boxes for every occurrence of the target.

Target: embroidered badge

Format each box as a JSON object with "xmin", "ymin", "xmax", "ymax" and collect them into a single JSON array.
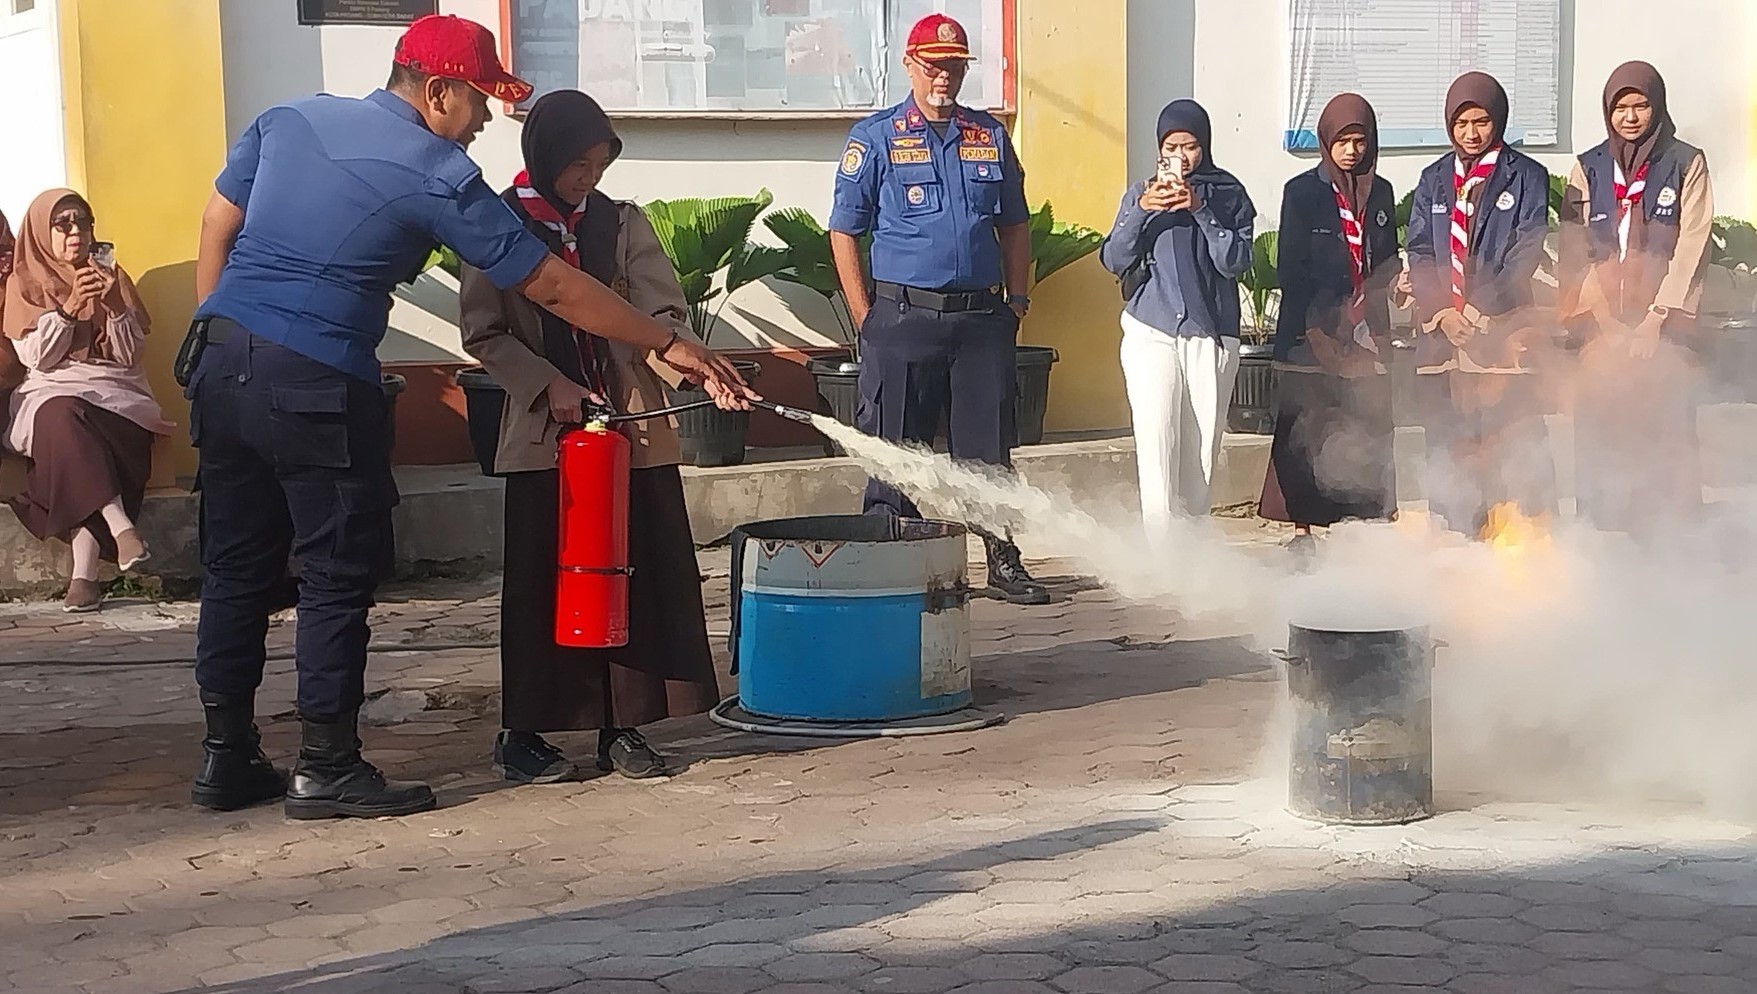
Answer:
[
  {"xmin": 1657, "ymin": 186, "xmax": 1678, "ymax": 208},
  {"xmin": 893, "ymin": 117, "xmax": 909, "ymax": 134},
  {"xmin": 905, "ymin": 107, "xmax": 925, "ymax": 130},
  {"xmin": 1496, "ymin": 191, "xmax": 1516, "ymax": 211},
  {"xmin": 938, "ymin": 21, "xmax": 958, "ymax": 42},
  {"xmin": 891, "ymin": 148, "xmax": 933, "ymax": 165},
  {"xmin": 889, "ymin": 135, "xmax": 926, "ymax": 149},
  {"xmin": 959, "ymin": 146, "xmax": 1000, "ymax": 162},
  {"xmin": 840, "ymin": 140, "xmax": 866, "ymax": 177},
  {"xmin": 958, "ymin": 125, "xmax": 993, "ymax": 146},
  {"xmin": 907, "ymin": 185, "xmax": 927, "ymax": 206},
  {"xmin": 1376, "ymin": 209, "xmax": 1389, "ymax": 226},
  {"xmin": 611, "ymin": 275, "xmax": 631, "ymax": 300},
  {"xmin": 976, "ymin": 165, "xmax": 990, "ymax": 178}
]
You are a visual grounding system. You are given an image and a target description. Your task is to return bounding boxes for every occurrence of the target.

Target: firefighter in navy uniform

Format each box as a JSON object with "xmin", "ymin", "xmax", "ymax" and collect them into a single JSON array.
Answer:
[
  {"xmin": 827, "ymin": 13, "xmax": 1047, "ymax": 605},
  {"xmin": 187, "ymin": 15, "xmax": 752, "ymax": 820}
]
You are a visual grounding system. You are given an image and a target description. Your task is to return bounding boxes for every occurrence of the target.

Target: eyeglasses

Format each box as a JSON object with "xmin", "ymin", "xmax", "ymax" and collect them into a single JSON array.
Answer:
[
  {"xmin": 50, "ymin": 214, "xmax": 95, "ymax": 234},
  {"xmin": 910, "ymin": 57, "xmax": 968, "ymax": 80}
]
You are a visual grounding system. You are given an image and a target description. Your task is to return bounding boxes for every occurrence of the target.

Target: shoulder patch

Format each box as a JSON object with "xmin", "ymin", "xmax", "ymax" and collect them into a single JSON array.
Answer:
[{"xmin": 840, "ymin": 139, "xmax": 868, "ymax": 177}]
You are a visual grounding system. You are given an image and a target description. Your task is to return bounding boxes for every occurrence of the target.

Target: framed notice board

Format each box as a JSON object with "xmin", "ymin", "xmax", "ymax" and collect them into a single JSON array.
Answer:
[
  {"xmin": 1285, "ymin": 0, "xmax": 1562, "ymax": 151},
  {"xmin": 298, "ymin": 0, "xmax": 438, "ymax": 27}
]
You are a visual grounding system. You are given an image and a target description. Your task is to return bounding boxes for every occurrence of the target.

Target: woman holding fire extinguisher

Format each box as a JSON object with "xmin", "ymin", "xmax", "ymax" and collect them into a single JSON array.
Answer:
[{"xmin": 459, "ymin": 90, "xmax": 722, "ymax": 784}]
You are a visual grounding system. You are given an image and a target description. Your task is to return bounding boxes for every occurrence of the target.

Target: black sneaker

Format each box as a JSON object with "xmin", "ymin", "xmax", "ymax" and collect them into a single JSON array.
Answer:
[
  {"xmin": 985, "ymin": 538, "xmax": 1050, "ymax": 605},
  {"xmin": 597, "ymin": 729, "xmax": 670, "ymax": 779},
  {"xmin": 1286, "ymin": 532, "xmax": 1319, "ymax": 568},
  {"xmin": 493, "ymin": 731, "xmax": 581, "ymax": 784}
]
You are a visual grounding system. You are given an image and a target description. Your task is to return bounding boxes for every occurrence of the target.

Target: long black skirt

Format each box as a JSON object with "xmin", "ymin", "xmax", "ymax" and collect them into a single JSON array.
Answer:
[
  {"xmin": 500, "ymin": 464, "xmax": 720, "ymax": 733},
  {"xmin": 7, "ymin": 397, "xmax": 153, "ymax": 561},
  {"xmin": 1259, "ymin": 366, "xmax": 1396, "ymax": 526}
]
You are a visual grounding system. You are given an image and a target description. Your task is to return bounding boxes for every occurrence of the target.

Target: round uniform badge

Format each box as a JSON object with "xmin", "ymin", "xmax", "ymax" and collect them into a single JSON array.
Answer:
[
  {"xmin": 907, "ymin": 185, "xmax": 926, "ymax": 206},
  {"xmin": 1657, "ymin": 186, "xmax": 1678, "ymax": 208},
  {"xmin": 938, "ymin": 21, "xmax": 958, "ymax": 41},
  {"xmin": 840, "ymin": 141, "xmax": 865, "ymax": 177},
  {"xmin": 1496, "ymin": 191, "xmax": 1516, "ymax": 211},
  {"xmin": 977, "ymin": 165, "xmax": 990, "ymax": 178},
  {"xmin": 1376, "ymin": 209, "xmax": 1389, "ymax": 226}
]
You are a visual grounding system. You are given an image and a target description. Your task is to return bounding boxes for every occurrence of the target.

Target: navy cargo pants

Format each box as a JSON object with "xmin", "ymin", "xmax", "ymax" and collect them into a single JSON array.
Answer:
[
  {"xmin": 856, "ymin": 288, "xmax": 1019, "ymax": 518},
  {"xmin": 189, "ymin": 320, "xmax": 398, "ymax": 718}
]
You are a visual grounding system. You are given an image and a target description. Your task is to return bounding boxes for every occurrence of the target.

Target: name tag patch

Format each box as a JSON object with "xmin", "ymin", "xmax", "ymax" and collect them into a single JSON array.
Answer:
[
  {"xmin": 891, "ymin": 148, "xmax": 933, "ymax": 165},
  {"xmin": 1431, "ymin": 203, "xmax": 1450, "ymax": 214},
  {"xmin": 959, "ymin": 146, "xmax": 1000, "ymax": 162}
]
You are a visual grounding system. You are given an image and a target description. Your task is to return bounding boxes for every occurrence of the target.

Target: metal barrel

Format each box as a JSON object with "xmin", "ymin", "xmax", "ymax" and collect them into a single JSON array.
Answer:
[
  {"xmin": 1283, "ymin": 623, "xmax": 1435, "ymax": 825},
  {"xmin": 733, "ymin": 515, "xmax": 972, "ymax": 723}
]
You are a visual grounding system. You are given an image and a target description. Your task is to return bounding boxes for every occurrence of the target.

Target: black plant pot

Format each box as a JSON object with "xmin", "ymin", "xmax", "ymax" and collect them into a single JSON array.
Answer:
[
  {"xmin": 456, "ymin": 366, "xmax": 506, "ymax": 477},
  {"xmin": 1228, "ymin": 342, "xmax": 1276, "ymax": 434},
  {"xmin": 806, "ymin": 346, "xmax": 1062, "ymax": 453},
  {"xmin": 666, "ymin": 359, "xmax": 764, "ymax": 468},
  {"xmin": 381, "ymin": 372, "xmax": 407, "ymax": 454}
]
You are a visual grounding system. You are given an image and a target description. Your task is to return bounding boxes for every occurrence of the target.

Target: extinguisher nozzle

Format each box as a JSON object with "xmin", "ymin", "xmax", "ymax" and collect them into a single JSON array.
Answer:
[{"xmin": 755, "ymin": 401, "xmax": 815, "ymax": 425}]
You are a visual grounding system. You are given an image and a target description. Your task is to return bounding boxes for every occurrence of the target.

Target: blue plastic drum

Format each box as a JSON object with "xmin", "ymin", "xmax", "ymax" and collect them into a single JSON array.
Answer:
[{"xmin": 731, "ymin": 516, "xmax": 972, "ymax": 722}]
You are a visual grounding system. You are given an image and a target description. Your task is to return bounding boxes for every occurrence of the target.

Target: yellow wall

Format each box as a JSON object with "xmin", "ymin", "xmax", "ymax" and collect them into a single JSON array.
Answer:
[
  {"xmin": 1014, "ymin": 0, "xmax": 1131, "ymax": 433},
  {"xmin": 58, "ymin": 0, "xmax": 227, "ymax": 486}
]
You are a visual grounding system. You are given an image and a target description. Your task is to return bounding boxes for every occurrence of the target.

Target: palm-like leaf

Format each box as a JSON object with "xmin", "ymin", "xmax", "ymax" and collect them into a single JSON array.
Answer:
[
  {"xmin": 1239, "ymin": 230, "xmax": 1280, "ymax": 340},
  {"xmin": 1029, "ymin": 202, "xmax": 1102, "ymax": 286},
  {"xmin": 642, "ymin": 189, "xmax": 775, "ymax": 340},
  {"xmin": 764, "ymin": 208, "xmax": 843, "ymax": 299},
  {"xmin": 1712, "ymin": 216, "xmax": 1757, "ymax": 269}
]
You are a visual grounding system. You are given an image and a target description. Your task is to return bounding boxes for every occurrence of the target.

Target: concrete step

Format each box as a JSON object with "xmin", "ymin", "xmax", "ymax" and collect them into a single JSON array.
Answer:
[{"xmin": 1, "ymin": 407, "xmax": 1751, "ymax": 597}]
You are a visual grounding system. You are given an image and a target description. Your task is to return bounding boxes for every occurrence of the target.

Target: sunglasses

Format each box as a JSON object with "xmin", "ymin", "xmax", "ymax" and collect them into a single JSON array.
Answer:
[
  {"xmin": 910, "ymin": 57, "xmax": 968, "ymax": 79},
  {"xmin": 50, "ymin": 213, "xmax": 95, "ymax": 234}
]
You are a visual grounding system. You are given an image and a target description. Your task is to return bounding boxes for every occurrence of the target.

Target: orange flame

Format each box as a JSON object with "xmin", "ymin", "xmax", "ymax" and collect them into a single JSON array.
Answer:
[{"xmin": 1479, "ymin": 502, "xmax": 1552, "ymax": 556}]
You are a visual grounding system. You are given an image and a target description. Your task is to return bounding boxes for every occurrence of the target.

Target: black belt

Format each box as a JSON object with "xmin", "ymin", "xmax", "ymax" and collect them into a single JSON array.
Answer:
[{"xmin": 874, "ymin": 281, "xmax": 1001, "ymax": 313}]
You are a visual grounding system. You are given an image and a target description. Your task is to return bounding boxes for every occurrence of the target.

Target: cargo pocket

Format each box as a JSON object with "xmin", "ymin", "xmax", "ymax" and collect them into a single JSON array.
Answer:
[
  {"xmin": 893, "ymin": 164, "xmax": 942, "ymax": 218},
  {"xmin": 270, "ymin": 383, "xmax": 352, "ymax": 470},
  {"xmin": 966, "ymin": 163, "xmax": 1003, "ymax": 215},
  {"xmin": 333, "ymin": 477, "xmax": 399, "ymax": 585}
]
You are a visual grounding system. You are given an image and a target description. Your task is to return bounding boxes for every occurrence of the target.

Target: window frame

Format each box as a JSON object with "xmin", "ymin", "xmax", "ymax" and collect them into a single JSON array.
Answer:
[{"xmin": 496, "ymin": 0, "xmax": 1017, "ymax": 120}]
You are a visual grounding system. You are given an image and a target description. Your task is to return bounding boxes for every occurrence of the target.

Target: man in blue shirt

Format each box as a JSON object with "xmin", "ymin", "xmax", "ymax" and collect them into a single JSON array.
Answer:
[
  {"xmin": 187, "ymin": 15, "xmax": 752, "ymax": 820},
  {"xmin": 828, "ymin": 14, "xmax": 1045, "ymax": 605}
]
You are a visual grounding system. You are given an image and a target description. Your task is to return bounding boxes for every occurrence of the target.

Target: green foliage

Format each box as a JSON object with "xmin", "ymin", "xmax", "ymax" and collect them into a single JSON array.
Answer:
[
  {"xmin": 422, "ymin": 245, "xmax": 461, "ymax": 279},
  {"xmin": 1712, "ymin": 216, "xmax": 1757, "ymax": 270},
  {"xmin": 1239, "ymin": 230, "xmax": 1279, "ymax": 342},
  {"xmin": 1029, "ymin": 202, "xmax": 1102, "ymax": 286},
  {"xmin": 641, "ymin": 189, "xmax": 776, "ymax": 343}
]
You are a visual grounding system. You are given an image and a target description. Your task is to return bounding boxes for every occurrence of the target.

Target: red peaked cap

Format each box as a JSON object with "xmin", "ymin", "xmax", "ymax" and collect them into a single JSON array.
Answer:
[
  {"xmin": 906, "ymin": 13, "xmax": 974, "ymax": 61},
  {"xmin": 394, "ymin": 14, "xmax": 534, "ymax": 104}
]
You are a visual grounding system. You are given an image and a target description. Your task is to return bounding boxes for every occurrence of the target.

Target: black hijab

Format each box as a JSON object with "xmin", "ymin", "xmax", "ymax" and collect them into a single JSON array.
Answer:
[
  {"xmin": 521, "ymin": 89, "xmax": 623, "ymax": 215},
  {"xmin": 513, "ymin": 90, "xmax": 625, "ymax": 392},
  {"xmin": 1152, "ymin": 99, "xmax": 1247, "ymax": 216}
]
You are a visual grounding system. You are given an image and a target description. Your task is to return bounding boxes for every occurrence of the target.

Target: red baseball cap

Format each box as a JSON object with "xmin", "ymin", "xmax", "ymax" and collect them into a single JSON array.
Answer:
[
  {"xmin": 906, "ymin": 13, "xmax": 974, "ymax": 62},
  {"xmin": 394, "ymin": 14, "xmax": 533, "ymax": 104}
]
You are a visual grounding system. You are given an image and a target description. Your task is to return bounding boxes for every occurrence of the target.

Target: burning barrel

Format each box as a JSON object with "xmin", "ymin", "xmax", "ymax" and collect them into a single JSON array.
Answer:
[
  {"xmin": 729, "ymin": 515, "xmax": 973, "ymax": 722},
  {"xmin": 1282, "ymin": 623, "xmax": 1436, "ymax": 825}
]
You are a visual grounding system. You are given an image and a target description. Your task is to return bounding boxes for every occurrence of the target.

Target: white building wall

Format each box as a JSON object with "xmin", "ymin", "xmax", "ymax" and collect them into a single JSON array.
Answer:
[
  {"xmin": 0, "ymin": 0, "xmax": 68, "ymax": 227},
  {"xmin": 1131, "ymin": 0, "xmax": 1755, "ymax": 229}
]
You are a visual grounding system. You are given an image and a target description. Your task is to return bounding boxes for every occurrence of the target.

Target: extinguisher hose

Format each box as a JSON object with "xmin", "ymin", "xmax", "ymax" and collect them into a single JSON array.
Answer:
[{"xmin": 596, "ymin": 398, "xmax": 817, "ymax": 426}]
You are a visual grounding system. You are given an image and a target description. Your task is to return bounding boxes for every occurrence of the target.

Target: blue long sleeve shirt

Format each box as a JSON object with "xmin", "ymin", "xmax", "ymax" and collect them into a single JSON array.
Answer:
[{"xmin": 1100, "ymin": 179, "xmax": 1255, "ymax": 339}]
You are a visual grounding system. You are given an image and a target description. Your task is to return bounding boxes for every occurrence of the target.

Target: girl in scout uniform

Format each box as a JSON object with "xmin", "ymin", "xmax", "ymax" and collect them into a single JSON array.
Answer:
[
  {"xmin": 1260, "ymin": 94, "xmax": 1401, "ymax": 554},
  {"xmin": 1560, "ymin": 61, "xmax": 1714, "ymax": 538},
  {"xmin": 1404, "ymin": 72, "xmax": 1556, "ymax": 538}
]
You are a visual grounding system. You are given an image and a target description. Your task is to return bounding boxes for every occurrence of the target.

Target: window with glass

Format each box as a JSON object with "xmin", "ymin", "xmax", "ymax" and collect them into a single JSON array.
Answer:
[{"xmin": 506, "ymin": 0, "xmax": 1013, "ymax": 114}]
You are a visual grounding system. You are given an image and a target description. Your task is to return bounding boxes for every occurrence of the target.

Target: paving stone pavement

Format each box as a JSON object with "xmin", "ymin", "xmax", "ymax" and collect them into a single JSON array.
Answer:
[{"xmin": 3, "ymin": 518, "xmax": 1755, "ymax": 994}]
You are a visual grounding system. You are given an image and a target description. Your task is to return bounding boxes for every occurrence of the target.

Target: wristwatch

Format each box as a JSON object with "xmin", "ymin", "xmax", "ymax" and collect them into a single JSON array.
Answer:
[
  {"xmin": 1006, "ymin": 294, "xmax": 1030, "ymax": 314},
  {"xmin": 1648, "ymin": 304, "xmax": 1671, "ymax": 319}
]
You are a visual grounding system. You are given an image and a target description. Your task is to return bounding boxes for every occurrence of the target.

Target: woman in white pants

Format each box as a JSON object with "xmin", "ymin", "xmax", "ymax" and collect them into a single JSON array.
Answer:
[{"xmin": 1100, "ymin": 100, "xmax": 1256, "ymax": 543}]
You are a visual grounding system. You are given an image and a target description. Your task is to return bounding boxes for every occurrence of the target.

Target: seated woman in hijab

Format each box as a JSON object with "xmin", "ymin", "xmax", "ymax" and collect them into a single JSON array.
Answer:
[
  {"xmin": 1259, "ymin": 94, "xmax": 1400, "ymax": 555},
  {"xmin": 1560, "ymin": 61, "xmax": 1714, "ymax": 540},
  {"xmin": 1100, "ymin": 99, "xmax": 1255, "ymax": 546},
  {"xmin": 1405, "ymin": 72, "xmax": 1556, "ymax": 538},
  {"xmin": 459, "ymin": 91, "xmax": 721, "ymax": 784},
  {"xmin": 3, "ymin": 189, "xmax": 172, "ymax": 613}
]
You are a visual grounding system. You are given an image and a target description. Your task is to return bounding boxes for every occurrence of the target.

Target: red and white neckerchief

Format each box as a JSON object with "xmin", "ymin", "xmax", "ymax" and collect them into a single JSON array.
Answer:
[
  {"xmin": 1329, "ymin": 183, "xmax": 1376, "ymax": 352},
  {"xmin": 1449, "ymin": 146, "xmax": 1501, "ymax": 314},
  {"xmin": 1612, "ymin": 160, "xmax": 1649, "ymax": 261},
  {"xmin": 512, "ymin": 169, "xmax": 606, "ymax": 396}
]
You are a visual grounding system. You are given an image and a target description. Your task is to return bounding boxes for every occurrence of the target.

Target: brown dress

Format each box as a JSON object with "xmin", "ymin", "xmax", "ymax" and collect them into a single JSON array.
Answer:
[{"xmin": 8, "ymin": 396, "xmax": 152, "ymax": 560}]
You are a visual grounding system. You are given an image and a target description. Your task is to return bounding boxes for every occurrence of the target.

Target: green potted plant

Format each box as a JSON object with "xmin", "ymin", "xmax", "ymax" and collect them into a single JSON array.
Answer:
[
  {"xmin": 761, "ymin": 208, "xmax": 867, "ymax": 443},
  {"xmin": 1020, "ymin": 202, "xmax": 1102, "ymax": 444},
  {"xmin": 642, "ymin": 189, "xmax": 785, "ymax": 467},
  {"xmin": 1231, "ymin": 230, "xmax": 1280, "ymax": 434}
]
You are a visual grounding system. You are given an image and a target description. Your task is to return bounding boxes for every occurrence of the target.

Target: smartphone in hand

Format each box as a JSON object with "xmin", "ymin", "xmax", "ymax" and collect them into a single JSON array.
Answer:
[
  {"xmin": 1156, "ymin": 154, "xmax": 1185, "ymax": 187},
  {"xmin": 90, "ymin": 242, "xmax": 116, "ymax": 272}
]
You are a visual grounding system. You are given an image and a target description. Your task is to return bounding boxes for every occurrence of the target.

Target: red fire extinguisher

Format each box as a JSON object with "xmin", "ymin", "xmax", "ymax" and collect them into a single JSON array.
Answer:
[{"xmin": 555, "ymin": 420, "xmax": 632, "ymax": 649}]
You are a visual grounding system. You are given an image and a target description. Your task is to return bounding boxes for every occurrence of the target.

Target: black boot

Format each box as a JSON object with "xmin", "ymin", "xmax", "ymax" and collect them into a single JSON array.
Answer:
[
  {"xmin": 984, "ymin": 536, "xmax": 1050, "ymax": 605},
  {"xmin": 191, "ymin": 690, "xmax": 288, "ymax": 811},
  {"xmin": 284, "ymin": 710, "xmax": 436, "ymax": 820}
]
